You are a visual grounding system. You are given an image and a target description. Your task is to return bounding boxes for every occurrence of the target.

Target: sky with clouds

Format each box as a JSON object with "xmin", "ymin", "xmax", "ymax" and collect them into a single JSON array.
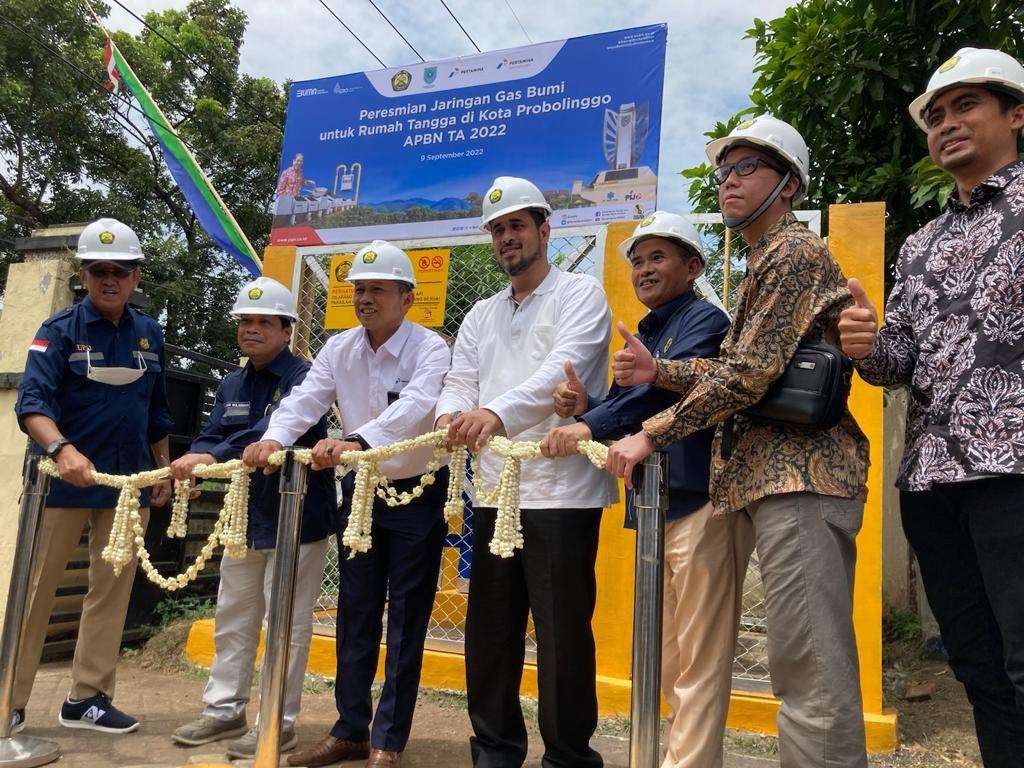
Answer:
[{"xmin": 107, "ymin": 0, "xmax": 795, "ymax": 214}]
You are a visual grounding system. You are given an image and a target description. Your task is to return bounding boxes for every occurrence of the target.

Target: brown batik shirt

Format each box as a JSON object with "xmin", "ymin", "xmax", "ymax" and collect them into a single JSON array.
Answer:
[{"xmin": 641, "ymin": 212, "xmax": 870, "ymax": 515}]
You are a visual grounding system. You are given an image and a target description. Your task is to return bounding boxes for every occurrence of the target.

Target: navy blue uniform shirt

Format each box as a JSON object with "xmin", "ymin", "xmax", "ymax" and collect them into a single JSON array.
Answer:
[
  {"xmin": 190, "ymin": 347, "xmax": 336, "ymax": 549},
  {"xmin": 579, "ymin": 290, "xmax": 730, "ymax": 525},
  {"xmin": 16, "ymin": 297, "xmax": 175, "ymax": 509}
]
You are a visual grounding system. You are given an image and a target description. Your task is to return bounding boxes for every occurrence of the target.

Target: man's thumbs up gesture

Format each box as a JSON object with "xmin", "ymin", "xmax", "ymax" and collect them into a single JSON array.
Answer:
[
  {"xmin": 553, "ymin": 361, "xmax": 588, "ymax": 418},
  {"xmin": 838, "ymin": 278, "xmax": 878, "ymax": 360},
  {"xmin": 613, "ymin": 321, "xmax": 656, "ymax": 386}
]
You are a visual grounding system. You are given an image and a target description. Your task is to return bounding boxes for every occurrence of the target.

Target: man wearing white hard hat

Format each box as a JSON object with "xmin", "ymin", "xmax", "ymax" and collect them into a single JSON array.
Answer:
[
  {"xmin": 541, "ymin": 211, "xmax": 732, "ymax": 768},
  {"xmin": 840, "ymin": 48, "xmax": 1024, "ymax": 765},
  {"xmin": 607, "ymin": 117, "xmax": 871, "ymax": 766},
  {"xmin": 170, "ymin": 277, "xmax": 336, "ymax": 759},
  {"xmin": 437, "ymin": 176, "xmax": 615, "ymax": 767},
  {"xmin": 13, "ymin": 217, "xmax": 174, "ymax": 734},
  {"xmin": 245, "ymin": 241, "xmax": 451, "ymax": 768}
]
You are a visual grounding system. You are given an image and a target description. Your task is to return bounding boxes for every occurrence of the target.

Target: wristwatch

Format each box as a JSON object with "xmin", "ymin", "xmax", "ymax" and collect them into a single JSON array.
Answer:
[{"xmin": 45, "ymin": 438, "xmax": 70, "ymax": 459}]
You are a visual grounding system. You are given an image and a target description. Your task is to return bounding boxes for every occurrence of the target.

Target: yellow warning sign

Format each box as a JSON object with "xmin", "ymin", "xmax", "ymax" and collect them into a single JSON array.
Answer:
[{"xmin": 325, "ymin": 248, "xmax": 450, "ymax": 329}]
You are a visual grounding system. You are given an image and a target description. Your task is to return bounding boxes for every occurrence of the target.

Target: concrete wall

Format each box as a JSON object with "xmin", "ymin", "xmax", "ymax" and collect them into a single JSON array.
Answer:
[{"xmin": 0, "ymin": 245, "xmax": 77, "ymax": 628}]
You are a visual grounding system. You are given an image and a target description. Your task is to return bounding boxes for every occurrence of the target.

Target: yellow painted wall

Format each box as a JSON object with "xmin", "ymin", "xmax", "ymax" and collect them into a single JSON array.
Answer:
[{"xmin": 261, "ymin": 245, "xmax": 298, "ymax": 287}]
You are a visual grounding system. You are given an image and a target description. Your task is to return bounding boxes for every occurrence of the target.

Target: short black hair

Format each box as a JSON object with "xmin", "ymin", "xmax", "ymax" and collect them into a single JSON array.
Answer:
[
  {"xmin": 993, "ymin": 88, "xmax": 1024, "ymax": 147},
  {"xmin": 528, "ymin": 209, "xmax": 546, "ymax": 228},
  {"xmin": 280, "ymin": 317, "xmax": 293, "ymax": 329}
]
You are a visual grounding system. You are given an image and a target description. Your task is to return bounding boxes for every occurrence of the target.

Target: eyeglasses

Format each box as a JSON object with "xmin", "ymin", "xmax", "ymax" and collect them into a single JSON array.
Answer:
[
  {"xmin": 84, "ymin": 263, "xmax": 136, "ymax": 279},
  {"xmin": 712, "ymin": 156, "xmax": 785, "ymax": 185}
]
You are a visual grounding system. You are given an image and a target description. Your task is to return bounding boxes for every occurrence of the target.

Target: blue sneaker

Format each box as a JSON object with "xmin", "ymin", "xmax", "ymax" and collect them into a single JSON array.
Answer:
[
  {"xmin": 9, "ymin": 708, "xmax": 24, "ymax": 734},
  {"xmin": 58, "ymin": 693, "xmax": 139, "ymax": 734}
]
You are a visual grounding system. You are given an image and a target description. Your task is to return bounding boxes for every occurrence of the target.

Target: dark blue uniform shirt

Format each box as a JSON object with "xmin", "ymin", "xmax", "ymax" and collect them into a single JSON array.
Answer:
[
  {"xmin": 16, "ymin": 297, "xmax": 175, "ymax": 509},
  {"xmin": 579, "ymin": 290, "xmax": 730, "ymax": 525},
  {"xmin": 190, "ymin": 347, "xmax": 337, "ymax": 549}
]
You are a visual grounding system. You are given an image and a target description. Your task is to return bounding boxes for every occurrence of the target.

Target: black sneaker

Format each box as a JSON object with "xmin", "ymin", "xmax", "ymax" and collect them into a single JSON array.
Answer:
[
  {"xmin": 10, "ymin": 708, "xmax": 24, "ymax": 734},
  {"xmin": 58, "ymin": 693, "xmax": 139, "ymax": 734}
]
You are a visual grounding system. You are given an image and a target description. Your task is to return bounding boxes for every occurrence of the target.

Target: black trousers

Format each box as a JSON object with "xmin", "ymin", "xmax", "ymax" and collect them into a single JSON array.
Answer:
[
  {"xmin": 466, "ymin": 507, "xmax": 603, "ymax": 768},
  {"xmin": 330, "ymin": 469, "xmax": 447, "ymax": 752},
  {"xmin": 901, "ymin": 476, "xmax": 1024, "ymax": 768}
]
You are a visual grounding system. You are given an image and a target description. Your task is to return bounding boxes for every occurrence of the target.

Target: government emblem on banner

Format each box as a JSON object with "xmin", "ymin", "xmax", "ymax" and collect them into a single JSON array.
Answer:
[{"xmin": 423, "ymin": 67, "xmax": 437, "ymax": 85}]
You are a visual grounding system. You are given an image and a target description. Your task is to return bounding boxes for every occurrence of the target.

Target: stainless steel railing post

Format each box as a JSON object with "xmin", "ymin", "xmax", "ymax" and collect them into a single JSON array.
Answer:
[
  {"xmin": 0, "ymin": 455, "xmax": 61, "ymax": 767},
  {"xmin": 628, "ymin": 451, "xmax": 668, "ymax": 768},
  {"xmin": 253, "ymin": 449, "xmax": 307, "ymax": 768}
]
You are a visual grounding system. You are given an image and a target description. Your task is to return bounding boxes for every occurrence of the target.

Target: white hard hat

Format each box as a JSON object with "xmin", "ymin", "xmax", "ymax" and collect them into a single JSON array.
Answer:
[
  {"xmin": 705, "ymin": 115, "xmax": 811, "ymax": 205},
  {"xmin": 618, "ymin": 211, "xmax": 705, "ymax": 263},
  {"xmin": 480, "ymin": 176, "xmax": 552, "ymax": 231},
  {"xmin": 76, "ymin": 218, "xmax": 144, "ymax": 262},
  {"xmin": 347, "ymin": 240, "xmax": 416, "ymax": 288},
  {"xmin": 230, "ymin": 277, "xmax": 298, "ymax": 320},
  {"xmin": 909, "ymin": 47, "xmax": 1024, "ymax": 131}
]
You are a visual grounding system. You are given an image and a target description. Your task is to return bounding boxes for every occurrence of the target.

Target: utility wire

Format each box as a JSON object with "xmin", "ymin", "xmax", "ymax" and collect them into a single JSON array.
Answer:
[
  {"xmin": 107, "ymin": 0, "xmax": 284, "ymax": 136},
  {"xmin": 0, "ymin": 14, "xmax": 212, "ymax": 164},
  {"xmin": 438, "ymin": 0, "xmax": 480, "ymax": 53},
  {"xmin": 363, "ymin": 0, "xmax": 425, "ymax": 61},
  {"xmin": 503, "ymin": 0, "xmax": 532, "ymax": 43},
  {"xmin": 316, "ymin": 0, "xmax": 387, "ymax": 68}
]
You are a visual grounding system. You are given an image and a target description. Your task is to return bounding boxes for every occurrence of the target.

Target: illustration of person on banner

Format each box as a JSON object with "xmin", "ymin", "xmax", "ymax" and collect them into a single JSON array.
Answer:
[
  {"xmin": 244, "ymin": 241, "xmax": 451, "ymax": 768},
  {"xmin": 435, "ymin": 176, "xmax": 616, "ymax": 768},
  {"xmin": 169, "ymin": 277, "xmax": 336, "ymax": 760},
  {"xmin": 540, "ymin": 211, "xmax": 735, "ymax": 768},
  {"xmin": 840, "ymin": 48, "xmax": 1024, "ymax": 768},
  {"xmin": 605, "ymin": 117, "xmax": 871, "ymax": 767},
  {"xmin": 12, "ymin": 218, "xmax": 174, "ymax": 735}
]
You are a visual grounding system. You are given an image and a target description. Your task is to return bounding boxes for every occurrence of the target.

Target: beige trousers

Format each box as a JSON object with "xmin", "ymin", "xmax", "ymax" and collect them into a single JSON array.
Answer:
[
  {"xmin": 13, "ymin": 506, "xmax": 149, "ymax": 709},
  {"xmin": 661, "ymin": 502, "xmax": 752, "ymax": 768}
]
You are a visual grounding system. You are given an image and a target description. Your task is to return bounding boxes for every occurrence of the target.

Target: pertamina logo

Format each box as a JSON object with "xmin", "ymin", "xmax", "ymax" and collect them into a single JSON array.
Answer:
[{"xmin": 391, "ymin": 70, "xmax": 411, "ymax": 92}]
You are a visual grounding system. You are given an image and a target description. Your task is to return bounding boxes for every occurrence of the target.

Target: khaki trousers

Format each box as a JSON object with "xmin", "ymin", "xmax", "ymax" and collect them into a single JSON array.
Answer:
[
  {"xmin": 13, "ymin": 506, "xmax": 149, "ymax": 709},
  {"xmin": 737, "ymin": 492, "xmax": 867, "ymax": 768},
  {"xmin": 660, "ymin": 502, "xmax": 751, "ymax": 768}
]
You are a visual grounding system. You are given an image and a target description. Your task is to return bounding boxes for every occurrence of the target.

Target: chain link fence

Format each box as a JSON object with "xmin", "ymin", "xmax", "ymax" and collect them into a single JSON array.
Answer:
[{"xmin": 290, "ymin": 213, "xmax": 817, "ymax": 689}]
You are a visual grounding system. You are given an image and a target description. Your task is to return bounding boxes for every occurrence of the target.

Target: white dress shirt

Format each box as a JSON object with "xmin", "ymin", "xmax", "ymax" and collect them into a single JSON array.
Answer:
[
  {"xmin": 264, "ymin": 319, "xmax": 451, "ymax": 479},
  {"xmin": 436, "ymin": 266, "xmax": 617, "ymax": 509}
]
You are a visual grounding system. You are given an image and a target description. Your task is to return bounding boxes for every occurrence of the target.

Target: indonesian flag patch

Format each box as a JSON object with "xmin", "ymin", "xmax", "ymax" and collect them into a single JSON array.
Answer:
[{"xmin": 29, "ymin": 339, "xmax": 49, "ymax": 353}]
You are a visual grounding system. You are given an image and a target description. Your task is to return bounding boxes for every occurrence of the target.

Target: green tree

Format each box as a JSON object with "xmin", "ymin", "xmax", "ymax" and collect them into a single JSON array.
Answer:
[
  {"xmin": 681, "ymin": 0, "xmax": 1024, "ymax": 283},
  {"xmin": 0, "ymin": 0, "xmax": 286, "ymax": 362}
]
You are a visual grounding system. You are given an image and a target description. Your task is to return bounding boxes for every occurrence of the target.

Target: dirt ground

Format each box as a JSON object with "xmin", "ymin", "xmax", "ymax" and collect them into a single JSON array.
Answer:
[{"xmin": 15, "ymin": 620, "xmax": 984, "ymax": 768}]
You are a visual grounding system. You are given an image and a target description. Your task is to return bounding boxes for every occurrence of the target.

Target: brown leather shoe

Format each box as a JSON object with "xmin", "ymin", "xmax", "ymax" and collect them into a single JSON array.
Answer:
[
  {"xmin": 366, "ymin": 748, "xmax": 402, "ymax": 767},
  {"xmin": 287, "ymin": 734, "xmax": 370, "ymax": 766}
]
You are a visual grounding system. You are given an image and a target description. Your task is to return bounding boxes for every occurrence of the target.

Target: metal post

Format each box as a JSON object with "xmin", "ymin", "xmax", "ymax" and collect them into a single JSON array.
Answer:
[
  {"xmin": 0, "ymin": 455, "xmax": 61, "ymax": 767},
  {"xmin": 628, "ymin": 451, "xmax": 668, "ymax": 768},
  {"xmin": 253, "ymin": 449, "xmax": 308, "ymax": 768}
]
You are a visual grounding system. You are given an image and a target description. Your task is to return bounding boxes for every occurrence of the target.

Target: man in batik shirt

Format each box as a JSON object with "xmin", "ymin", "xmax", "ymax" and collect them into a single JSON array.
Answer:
[
  {"xmin": 606, "ymin": 115, "xmax": 870, "ymax": 768},
  {"xmin": 840, "ymin": 48, "xmax": 1024, "ymax": 767}
]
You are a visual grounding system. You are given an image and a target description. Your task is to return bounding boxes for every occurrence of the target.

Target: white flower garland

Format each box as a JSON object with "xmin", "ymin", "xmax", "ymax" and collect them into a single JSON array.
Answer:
[{"xmin": 36, "ymin": 431, "xmax": 612, "ymax": 592}]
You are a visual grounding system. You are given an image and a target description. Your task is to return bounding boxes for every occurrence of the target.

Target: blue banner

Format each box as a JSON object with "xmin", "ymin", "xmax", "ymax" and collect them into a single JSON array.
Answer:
[{"xmin": 271, "ymin": 25, "xmax": 667, "ymax": 245}]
